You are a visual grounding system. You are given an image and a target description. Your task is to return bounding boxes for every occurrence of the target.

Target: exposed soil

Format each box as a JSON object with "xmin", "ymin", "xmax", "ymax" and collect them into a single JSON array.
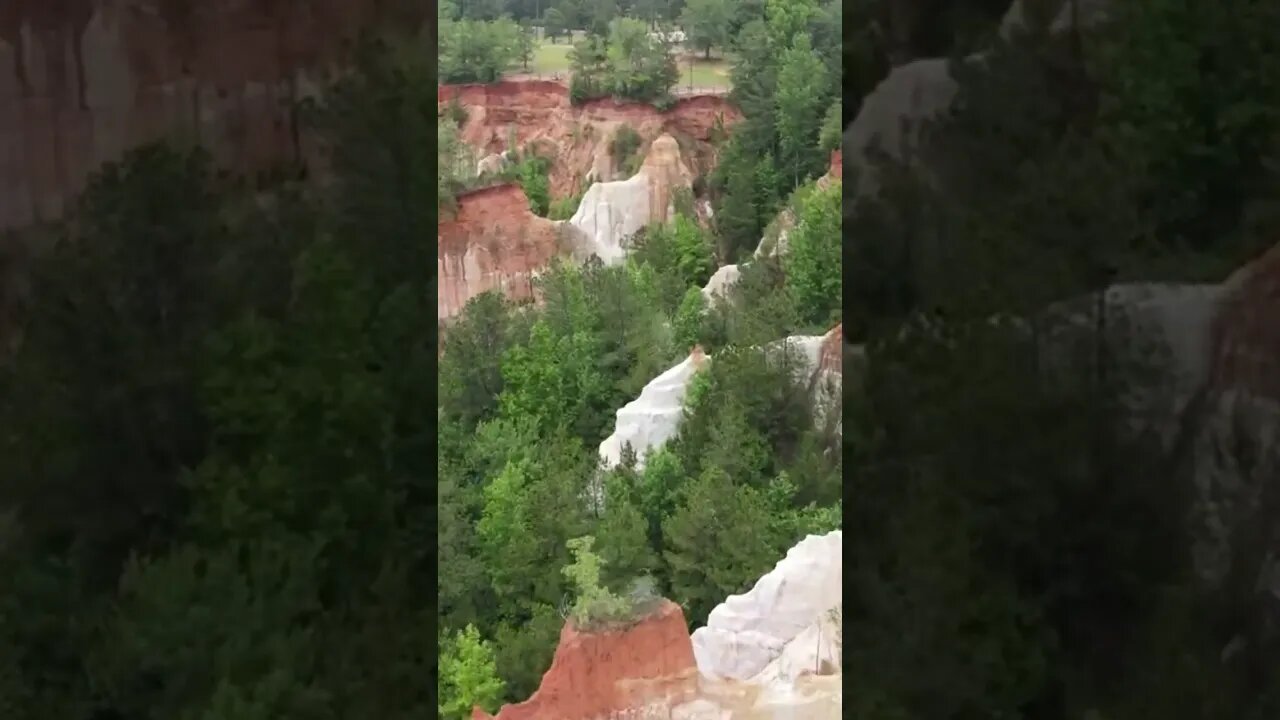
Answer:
[
  {"xmin": 0, "ymin": 0, "xmax": 420, "ymax": 230},
  {"xmin": 1211, "ymin": 242, "xmax": 1280, "ymax": 400},
  {"xmin": 472, "ymin": 599, "xmax": 699, "ymax": 720},
  {"xmin": 437, "ymin": 182, "xmax": 570, "ymax": 322},
  {"xmin": 439, "ymin": 80, "xmax": 741, "ymax": 198}
]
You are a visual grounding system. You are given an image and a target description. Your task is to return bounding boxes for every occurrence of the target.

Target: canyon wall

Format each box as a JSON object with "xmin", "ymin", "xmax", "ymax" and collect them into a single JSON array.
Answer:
[
  {"xmin": 439, "ymin": 80, "xmax": 739, "ymax": 197},
  {"xmin": 568, "ymin": 133, "xmax": 693, "ymax": 264},
  {"xmin": 437, "ymin": 182, "xmax": 577, "ymax": 322},
  {"xmin": 473, "ymin": 544, "xmax": 844, "ymax": 720},
  {"xmin": 0, "ymin": 0, "xmax": 422, "ymax": 230},
  {"xmin": 473, "ymin": 599, "xmax": 699, "ymax": 720}
]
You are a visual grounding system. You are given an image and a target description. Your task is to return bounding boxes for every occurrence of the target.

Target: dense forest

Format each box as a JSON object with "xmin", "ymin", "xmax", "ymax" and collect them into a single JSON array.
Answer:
[
  {"xmin": 845, "ymin": 0, "xmax": 1280, "ymax": 719},
  {"xmin": 437, "ymin": 0, "xmax": 843, "ymax": 713},
  {"xmin": 0, "ymin": 35, "xmax": 437, "ymax": 720},
  {"xmin": 3, "ymin": 0, "xmax": 1279, "ymax": 718},
  {"xmin": 0, "ymin": 1, "xmax": 845, "ymax": 719}
]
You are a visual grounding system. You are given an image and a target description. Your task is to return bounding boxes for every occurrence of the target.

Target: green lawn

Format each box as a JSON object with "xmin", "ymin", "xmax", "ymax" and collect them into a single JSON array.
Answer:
[
  {"xmin": 532, "ymin": 42, "xmax": 572, "ymax": 74},
  {"xmin": 674, "ymin": 54, "xmax": 734, "ymax": 90}
]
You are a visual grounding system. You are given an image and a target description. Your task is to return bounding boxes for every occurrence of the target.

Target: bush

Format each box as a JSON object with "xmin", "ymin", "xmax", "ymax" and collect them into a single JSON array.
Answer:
[
  {"xmin": 562, "ymin": 536, "xmax": 642, "ymax": 630},
  {"xmin": 549, "ymin": 193, "xmax": 584, "ymax": 220},
  {"xmin": 569, "ymin": 75, "xmax": 597, "ymax": 105},
  {"xmin": 609, "ymin": 125, "xmax": 643, "ymax": 166},
  {"xmin": 443, "ymin": 96, "xmax": 468, "ymax": 126}
]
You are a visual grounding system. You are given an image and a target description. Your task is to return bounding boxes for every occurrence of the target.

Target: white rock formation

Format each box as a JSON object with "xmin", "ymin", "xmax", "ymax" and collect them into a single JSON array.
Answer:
[
  {"xmin": 692, "ymin": 530, "xmax": 843, "ymax": 681},
  {"xmin": 748, "ymin": 609, "xmax": 841, "ymax": 686},
  {"xmin": 701, "ymin": 264, "xmax": 741, "ymax": 302},
  {"xmin": 475, "ymin": 152, "xmax": 509, "ymax": 176},
  {"xmin": 569, "ymin": 133, "xmax": 693, "ymax": 265},
  {"xmin": 844, "ymin": 57, "xmax": 959, "ymax": 197},
  {"xmin": 597, "ymin": 327, "xmax": 843, "ymax": 470},
  {"xmin": 598, "ymin": 347, "xmax": 710, "ymax": 470},
  {"xmin": 765, "ymin": 334, "xmax": 827, "ymax": 382}
]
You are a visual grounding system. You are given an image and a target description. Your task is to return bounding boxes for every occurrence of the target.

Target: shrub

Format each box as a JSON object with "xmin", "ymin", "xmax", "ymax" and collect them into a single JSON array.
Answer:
[
  {"xmin": 562, "ymin": 536, "xmax": 640, "ymax": 630},
  {"xmin": 609, "ymin": 125, "xmax": 643, "ymax": 166},
  {"xmin": 549, "ymin": 192, "xmax": 584, "ymax": 220}
]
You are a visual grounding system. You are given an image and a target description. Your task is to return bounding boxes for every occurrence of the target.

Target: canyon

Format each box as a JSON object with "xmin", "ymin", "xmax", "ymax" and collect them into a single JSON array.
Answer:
[
  {"xmin": 438, "ymin": 78, "xmax": 732, "ymax": 324},
  {"xmin": 473, "ymin": 531, "xmax": 843, "ymax": 720},
  {"xmin": 0, "ymin": 0, "xmax": 424, "ymax": 231}
]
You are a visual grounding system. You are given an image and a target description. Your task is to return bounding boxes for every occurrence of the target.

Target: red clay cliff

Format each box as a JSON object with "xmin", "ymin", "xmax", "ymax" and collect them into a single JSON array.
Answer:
[
  {"xmin": 1210, "ymin": 242, "xmax": 1280, "ymax": 401},
  {"xmin": 440, "ymin": 80, "xmax": 740, "ymax": 197},
  {"xmin": 0, "ymin": 0, "xmax": 423, "ymax": 229},
  {"xmin": 438, "ymin": 183, "xmax": 570, "ymax": 322},
  {"xmin": 473, "ymin": 600, "xmax": 699, "ymax": 720}
]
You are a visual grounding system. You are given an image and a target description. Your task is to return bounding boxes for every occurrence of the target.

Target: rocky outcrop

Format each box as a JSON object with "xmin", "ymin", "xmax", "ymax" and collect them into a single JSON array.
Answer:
[
  {"xmin": 599, "ymin": 345, "xmax": 708, "ymax": 470},
  {"xmin": 438, "ymin": 183, "xmax": 584, "ymax": 322},
  {"xmin": 0, "ymin": 0, "xmax": 421, "ymax": 230},
  {"xmin": 824, "ymin": 148, "xmax": 844, "ymax": 180},
  {"xmin": 477, "ymin": 541, "xmax": 843, "ymax": 720},
  {"xmin": 473, "ymin": 600, "xmax": 699, "ymax": 720},
  {"xmin": 843, "ymin": 57, "xmax": 959, "ymax": 197},
  {"xmin": 440, "ymin": 81, "xmax": 738, "ymax": 198},
  {"xmin": 599, "ymin": 325, "xmax": 844, "ymax": 471},
  {"xmin": 1191, "ymin": 245, "xmax": 1280, "ymax": 595},
  {"xmin": 1027, "ymin": 244, "xmax": 1280, "ymax": 612},
  {"xmin": 700, "ymin": 263, "xmax": 741, "ymax": 302},
  {"xmin": 691, "ymin": 531, "xmax": 843, "ymax": 682},
  {"xmin": 569, "ymin": 133, "xmax": 692, "ymax": 265}
]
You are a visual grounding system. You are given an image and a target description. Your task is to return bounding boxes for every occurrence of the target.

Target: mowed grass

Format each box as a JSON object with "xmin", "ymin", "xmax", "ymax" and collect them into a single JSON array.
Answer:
[
  {"xmin": 532, "ymin": 41, "xmax": 573, "ymax": 74},
  {"xmin": 507, "ymin": 38, "xmax": 734, "ymax": 90},
  {"xmin": 673, "ymin": 53, "xmax": 734, "ymax": 90}
]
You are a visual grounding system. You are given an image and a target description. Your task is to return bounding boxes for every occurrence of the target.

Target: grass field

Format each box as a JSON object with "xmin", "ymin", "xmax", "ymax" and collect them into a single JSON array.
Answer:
[
  {"xmin": 531, "ymin": 42, "xmax": 572, "ymax": 74},
  {"xmin": 506, "ymin": 39, "xmax": 734, "ymax": 90},
  {"xmin": 675, "ymin": 54, "xmax": 733, "ymax": 90}
]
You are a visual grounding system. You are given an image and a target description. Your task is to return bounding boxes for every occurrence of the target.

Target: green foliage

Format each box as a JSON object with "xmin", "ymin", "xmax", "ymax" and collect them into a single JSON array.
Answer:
[
  {"xmin": 562, "ymin": 536, "xmax": 637, "ymax": 628},
  {"xmin": 662, "ymin": 467, "xmax": 787, "ymax": 623},
  {"xmin": 673, "ymin": 286, "xmax": 707, "ymax": 350},
  {"xmin": 818, "ymin": 99, "xmax": 842, "ymax": 153},
  {"xmin": 439, "ymin": 18, "xmax": 523, "ymax": 83},
  {"xmin": 568, "ymin": 21, "xmax": 677, "ymax": 104},
  {"xmin": 516, "ymin": 154, "xmax": 551, "ymax": 216},
  {"xmin": 438, "ymin": 625, "xmax": 504, "ymax": 720},
  {"xmin": 542, "ymin": 7, "xmax": 568, "ymax": 42},
  {"xmin": 88, "ymin": 539, "xmax": 332, "ymax": 719},
  {"xmin": 783, "ymin": 179, "xmax": 841, "ymax": 327},
  {"xmin": 775, "ymin": 34, "xmax": 830, "ymax": 185},
  {"xmin": 549, "ymin": 191, "xmax": 585, "ymax": 220},
  {"xmin": 516, "ymin": 22, "xmax": 537, "ymax": 71},
  {"xmin": 0, "ymin": 144, "xmax": 230, "ymax": 587},
  {"xmin": 609, "ymin": 124, "xmax": 644, "ymax": 172},
  {"xmin": 680, "ymin": 0, "xmax": 732, "ymax": 59},
  {"xmin": 625, "ymin": 215, "xmax": 714, "ymax": 292}
]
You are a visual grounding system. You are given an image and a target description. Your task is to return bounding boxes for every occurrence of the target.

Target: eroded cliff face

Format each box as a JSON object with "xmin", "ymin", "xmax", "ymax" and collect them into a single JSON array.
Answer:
[
  {"xmin": 439, "ymin": 81, "xmax": 739, "ymax": 198},
  {"xmin": 473, "ymin": 600, "xmax": 699, "ymax": 720},
  {"xmin": 476, "ymin": 544, "xmax": 843, "ymax": 720},
  {"xmin": 1030, "ymin": 242, "xmax": 1280, "ymax": 610},
  {"xmin": 437, "ymin": 183, "xmax": 582, "ymax": 322},
  {"xmin": 569, "ymin": 133, "xmax": 693, "ymax": 264},
  {"xmin": 0, "ymin": 0, "xmax": 419, "ymax": 229}
]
